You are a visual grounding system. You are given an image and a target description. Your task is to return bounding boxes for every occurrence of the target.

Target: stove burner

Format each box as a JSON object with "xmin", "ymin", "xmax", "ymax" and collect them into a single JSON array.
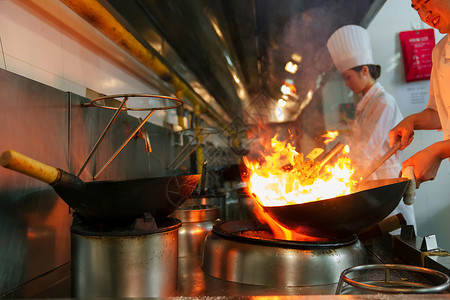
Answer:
[
  {"xmin": 71, "ymin": 214, "xmax": 181, "ymax": 236},
  {"xmin": 202, "ymin": 219, "xmax": 368, "ymax": 287},
  {"xmin": 71, "ymin": 215, "xmax": 180, "ymax": 297},
  {"xmin": 213, "ymin": 219, "xmax": 359, "ymax": 248}
]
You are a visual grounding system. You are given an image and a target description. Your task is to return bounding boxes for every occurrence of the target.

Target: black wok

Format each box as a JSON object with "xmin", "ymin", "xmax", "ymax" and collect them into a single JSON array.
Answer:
[
  {"xmin": 0, "ymin": 150, "xmax": 201, "ymax": 223},
  {"xmin": 262, "ymin": 178, "xmax": 410, "ymax": 239}
]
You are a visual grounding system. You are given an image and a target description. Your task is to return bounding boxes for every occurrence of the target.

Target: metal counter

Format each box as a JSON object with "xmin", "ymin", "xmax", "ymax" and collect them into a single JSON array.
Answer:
[
  {"xmin": 15, "ymin": 233, "xmax": 450, "ymax": 298},
  {"xmin": 174, "ymin": 234, "xmax": 449, "ymax": 297}
]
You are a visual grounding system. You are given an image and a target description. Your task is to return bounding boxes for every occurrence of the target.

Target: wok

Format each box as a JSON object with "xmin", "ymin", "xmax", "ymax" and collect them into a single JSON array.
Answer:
[
  {"xmin": 0, "ymin": 150, "xmax": 201, "ymax": 223},
  {"xmin": 262, "ymin": 177, "xmax": 410, "ymax": 239}
]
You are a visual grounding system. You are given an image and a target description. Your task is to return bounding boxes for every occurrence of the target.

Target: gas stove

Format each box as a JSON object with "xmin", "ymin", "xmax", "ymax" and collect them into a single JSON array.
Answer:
[
  {"xmin": 174, "ymin": 221, "xmax": 450, "ymax": 297},
  {"xmin": 202, "ymin": 219, "xmax": 367, "ymax": 287},
  {"xmin": 29, "ymin": 218, "xmax": 450, "ymax": 298},
  {"xmin": 70, "ymin": 215, "xmax": 181, "ymax": 298}
]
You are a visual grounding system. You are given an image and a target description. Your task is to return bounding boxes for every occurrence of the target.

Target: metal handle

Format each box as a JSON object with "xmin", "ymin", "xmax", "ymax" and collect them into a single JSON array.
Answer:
[
  {"xmin": 319, "ymin": 142, "xmax": 345, "ymax": 168},
  {"xmin": 360, "ymin": 142, "xmax": 401, "ymax": 182}
]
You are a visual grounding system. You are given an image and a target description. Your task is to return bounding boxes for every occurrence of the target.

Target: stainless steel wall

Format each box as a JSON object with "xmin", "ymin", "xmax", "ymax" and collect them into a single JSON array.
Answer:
[{"xmin": 0, "ymin": 68, "xmax": 181, "ymax": 297}]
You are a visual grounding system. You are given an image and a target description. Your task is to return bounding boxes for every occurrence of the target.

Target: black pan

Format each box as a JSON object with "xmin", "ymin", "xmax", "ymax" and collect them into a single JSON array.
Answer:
[
  {"xmin": 0, "ymin": 150, "xmax": 201, "ymax": 223},
  {"xmin": 261, "ymin": 178, "xmax": 410, "ymax": 239}
]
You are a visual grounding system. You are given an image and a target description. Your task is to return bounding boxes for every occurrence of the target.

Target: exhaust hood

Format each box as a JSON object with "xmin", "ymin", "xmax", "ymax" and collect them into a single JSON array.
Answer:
[{"xmin": 88, "ymin": 0, "xmax": 386, "ymax": 126}]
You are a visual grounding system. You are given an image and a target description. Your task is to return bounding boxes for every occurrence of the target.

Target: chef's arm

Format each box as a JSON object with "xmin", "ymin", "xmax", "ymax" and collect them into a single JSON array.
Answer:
[
  {"xmin": 409, "ymin": 108, "xmax": 441, "ymax": 130},
  {"xmin": 429, "ymin": 139, "xmax": 450, "ymax": 160},
  {"xmin": 389, "ymin": 108, "xmax": 441, "ymax": 150},
  {"xmin": 402, "ymin": 139, "xmax": 450, "ymax": 186}
]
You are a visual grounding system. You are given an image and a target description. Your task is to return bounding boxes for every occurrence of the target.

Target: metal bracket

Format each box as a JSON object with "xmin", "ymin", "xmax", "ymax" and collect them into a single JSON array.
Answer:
[{"xmin": 400, "ymin": 225, "xmax": 416, "ymax": 241}]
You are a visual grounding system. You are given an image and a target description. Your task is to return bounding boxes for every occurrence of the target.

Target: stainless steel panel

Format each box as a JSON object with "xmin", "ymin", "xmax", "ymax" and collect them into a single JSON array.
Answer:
[
  {"xmin": 0, "ymin": 69, "xmax": 72, "ymax": 297},
  {"xmin": 0, "ymin": 69, "xmax": 185, "ymax": 297}
]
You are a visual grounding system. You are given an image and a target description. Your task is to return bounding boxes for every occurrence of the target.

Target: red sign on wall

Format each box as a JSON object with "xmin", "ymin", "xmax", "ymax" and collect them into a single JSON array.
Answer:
[{"xmin": 399, "ymin": 29, "xmax": 435, "ymax": 82}]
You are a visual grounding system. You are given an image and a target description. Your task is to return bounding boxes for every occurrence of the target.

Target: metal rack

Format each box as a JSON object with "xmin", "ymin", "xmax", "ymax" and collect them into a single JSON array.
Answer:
[
  {"xmin": 168, "ymin": 127, "xmax": 223, "ymax": 171},
  {"xmin": 336, "ymin": 263, "xmax": 450, "ymax": 294},
  {"xmin": 78, "ymin": 94, "xmax": 183, "ymax": 179}
]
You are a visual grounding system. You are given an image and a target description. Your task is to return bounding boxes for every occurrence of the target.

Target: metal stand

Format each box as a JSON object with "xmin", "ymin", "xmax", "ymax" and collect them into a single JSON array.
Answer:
[
  {"xmin": 335, "ymin": 264, "xmax": 450, "ymax": 294},
  {"xmin": 168, "ymin": 128, "xmax": 222, "ymax": 170},
  {"xmin": 78, "ymin": 94, "xmax": 183, "ymax": 180}
]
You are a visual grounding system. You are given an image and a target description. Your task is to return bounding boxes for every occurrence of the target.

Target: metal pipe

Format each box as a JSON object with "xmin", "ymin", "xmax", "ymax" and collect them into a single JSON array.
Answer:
[
  {"xmin": 194, "ymin": 104, "xmax": 204, "ymax": 175},
  {"xmin": 167, "ymin": 128, "xmax": 203, "ymax": 170},
  {"xmin": 172, "ymin": 133, "xmax": 210, "ymax": 171},
  {"xmin": 59, "ymin": 0, "xmax": 228, "ymax": 129}
]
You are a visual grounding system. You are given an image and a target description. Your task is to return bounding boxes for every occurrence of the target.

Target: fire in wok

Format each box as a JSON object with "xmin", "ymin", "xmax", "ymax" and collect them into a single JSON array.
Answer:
[{"xmin": 243, "ymin": 133, "xmax": 409, "ymax": 239}]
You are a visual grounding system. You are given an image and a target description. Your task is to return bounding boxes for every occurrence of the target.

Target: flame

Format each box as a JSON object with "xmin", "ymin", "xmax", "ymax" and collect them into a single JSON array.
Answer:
[
  {"xmin": 321, "ymin": 130, "xmax": 339, "ymax": 145},
  {"xmin": 243, "ymin": 133, "xmax": 357, "ymax": 240},
  {"xmin": 344, "ymin": 144, "xmax": 350, "ymax": 154}
]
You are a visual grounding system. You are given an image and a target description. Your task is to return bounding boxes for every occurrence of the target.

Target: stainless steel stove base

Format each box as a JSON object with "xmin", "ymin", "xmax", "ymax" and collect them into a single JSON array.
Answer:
[
  {"xmin": 177, "ymin": 255, "xmax": 340, "ymax": 297},
  {"xmin": 201, "ymin": 231, "xmax": 368, "ymax": 287}
]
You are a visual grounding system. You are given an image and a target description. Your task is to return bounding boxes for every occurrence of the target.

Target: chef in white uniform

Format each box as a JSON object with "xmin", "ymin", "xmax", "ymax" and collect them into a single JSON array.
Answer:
[
  {"xmin": 390, "ymin": 0, "xmax": 450, "ymax": 188},
  {"xmin": 327, "ymin": 24, "xmax": 416, "ymax": 231}
]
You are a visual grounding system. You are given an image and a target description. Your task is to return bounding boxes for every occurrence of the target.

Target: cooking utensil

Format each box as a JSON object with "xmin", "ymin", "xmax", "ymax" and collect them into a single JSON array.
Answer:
[
  {"xmin": 0, "ymin": 150, "xmax": 201, "ymax": 223},
  {"xmin": 318, "ymin": 142, "xmax": 345, "ymax": 170},
  {"xmin": 359, "ymin": 141, "xmax": 402, "ymax": 182},
  {"xmin": 262, "ymin": 177, "xmax": 409, "ymax": 239}
]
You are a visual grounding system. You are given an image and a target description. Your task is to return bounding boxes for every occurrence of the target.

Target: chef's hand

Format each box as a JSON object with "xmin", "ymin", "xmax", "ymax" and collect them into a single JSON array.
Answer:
[
  {"xmin": 401, "ymin": 144, "xmax": 443, "ymax": 188},
  {"xmin": 389, "ymin": 118, "xmax": 414, "ymax": 151}
]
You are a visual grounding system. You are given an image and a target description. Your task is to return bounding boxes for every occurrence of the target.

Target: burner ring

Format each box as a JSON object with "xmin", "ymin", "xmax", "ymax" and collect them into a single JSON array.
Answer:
[
  {"xmin": 212, "ymin": 219, "xmax": 358, "ymax": 248},
  {"xmin": 336, "ymin": 264, "xmax": 450, "ymax": 294}
]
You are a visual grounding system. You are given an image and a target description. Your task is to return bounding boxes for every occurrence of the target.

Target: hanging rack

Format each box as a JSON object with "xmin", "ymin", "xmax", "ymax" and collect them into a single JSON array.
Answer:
[{"xmin": 78, "ymin": 94, "xmax": 183, "ymax": 180}]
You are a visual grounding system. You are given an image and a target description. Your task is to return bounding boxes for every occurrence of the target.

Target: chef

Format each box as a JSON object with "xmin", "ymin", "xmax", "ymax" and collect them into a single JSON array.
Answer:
[
  {"xmin": 327, "ymin": 24, "xmax": 416, "ymax": 231},
  {"xmin": 389, "ymin": 0, "xmax": 450, "ymax": 188}
]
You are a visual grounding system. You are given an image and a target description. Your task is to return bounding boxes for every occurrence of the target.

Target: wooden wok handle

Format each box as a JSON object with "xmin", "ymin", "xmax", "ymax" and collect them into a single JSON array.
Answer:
[
  {"xmin": 0, "ymin": 150, "xmax": 60, "ymax": 184},
  {"xmin": 357, "ymin": 213, "xmax": 407, "ymax": 242}
]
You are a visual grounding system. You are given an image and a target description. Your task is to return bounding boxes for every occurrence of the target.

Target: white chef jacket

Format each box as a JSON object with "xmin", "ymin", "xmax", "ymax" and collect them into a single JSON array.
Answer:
[
  {"xmin": 427, "ymin": 34, "xmax": 450, "ymax": 140},
  {"xmin": 348, "ymin": 82, "xmax": 416, "ymax": 231}
]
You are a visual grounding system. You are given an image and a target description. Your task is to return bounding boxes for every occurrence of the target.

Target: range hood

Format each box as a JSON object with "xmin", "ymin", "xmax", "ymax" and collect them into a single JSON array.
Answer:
[{"xmin": 67, "ymin": 0, "xmax": 386, "ymax": 127}]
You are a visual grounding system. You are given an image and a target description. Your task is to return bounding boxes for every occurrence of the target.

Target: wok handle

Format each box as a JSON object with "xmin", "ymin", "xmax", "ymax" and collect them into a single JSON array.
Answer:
[
  {"xmin": 357, "ymin": 213, "xmax": 407, "ymax": 242},
  {"xmin": 0, "ymin": 150, "xmax": 60, "ymax": 184}
]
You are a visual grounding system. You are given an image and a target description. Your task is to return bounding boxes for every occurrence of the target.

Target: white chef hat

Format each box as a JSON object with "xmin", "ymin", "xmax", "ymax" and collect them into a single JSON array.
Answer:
[{"xmin": 326, "ymin": 25, "xmax": 374, "ymax": 73}]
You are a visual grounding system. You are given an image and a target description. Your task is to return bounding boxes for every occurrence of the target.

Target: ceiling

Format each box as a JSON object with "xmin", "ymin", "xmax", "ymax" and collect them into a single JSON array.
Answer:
[{"xmin": 99, "ymin": 0, "xmax": 386, "ymax": 126}]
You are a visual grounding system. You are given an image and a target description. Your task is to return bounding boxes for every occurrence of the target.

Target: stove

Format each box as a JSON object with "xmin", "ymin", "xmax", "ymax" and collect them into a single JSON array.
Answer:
[
  {"xmin": 70, "ymin": 215, "xmax": 181, "ymax": 298},
  {"xmin": 31, "ymin": 216, "xmax": 450, "ymax": 298},
  {"xmin": 201, "ymin": 219, "xmax": 367, "ymax": 287}
]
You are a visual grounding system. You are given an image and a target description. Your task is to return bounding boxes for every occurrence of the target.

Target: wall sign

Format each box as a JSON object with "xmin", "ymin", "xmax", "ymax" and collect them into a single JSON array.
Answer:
[
  {"xmin": 396, "ymin": 81, "xmax": 430, "ymax": 115},
  {"xmin": 399, "ymin": 29, "xmax": 435, "ymax": 82}
]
